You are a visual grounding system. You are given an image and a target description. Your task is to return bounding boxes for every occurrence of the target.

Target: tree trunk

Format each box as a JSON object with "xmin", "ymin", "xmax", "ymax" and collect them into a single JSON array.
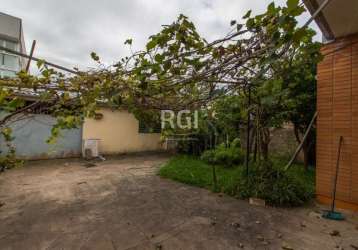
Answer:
[
  {"xmin": 302, "ymin": 141, "xmax": 309, "ymax": 171},
  {"xmin": 261, "ymin": 143, "xmax": 268, "ymax": 160},
  {"xmin": 293, "ymin": 123, "xmax": 311, "ymax": 171},
  {"xmin": 253, "ymin": 135, "xmax": 258, "ymax": 162},
  {"xmin": 249, "ymin": 128, "xmax": 255, "ymax": 153},
  {"xmin": 260, "ymin": 128, "xmax": 270, "ymax": 161}
]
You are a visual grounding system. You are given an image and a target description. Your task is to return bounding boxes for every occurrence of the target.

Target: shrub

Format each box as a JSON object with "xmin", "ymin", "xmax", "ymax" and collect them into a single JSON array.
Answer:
[
  {"xmin": 200, "ymin": 144, "xmax": 244, "ymax": 167},
  {"xmin": 160, "ymin": 155, "xmax": 315, "ymax": 207},
  {"xmin": 200, "ymin": 149, "xmax": 216, "ymax": 165},
  {"xmin": 237, "ymin": 161, "xmax": 314, "ymax": 206},
  {"xmin": 230, "ymin": 138, "xmax": 241, "ymax": 148}
]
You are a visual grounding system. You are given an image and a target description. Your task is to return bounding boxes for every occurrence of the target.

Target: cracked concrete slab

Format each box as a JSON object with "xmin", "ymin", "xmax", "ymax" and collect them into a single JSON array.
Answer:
[{"xmin": 0, "ymin": 153, "xmax": 357, "ymax": 250}]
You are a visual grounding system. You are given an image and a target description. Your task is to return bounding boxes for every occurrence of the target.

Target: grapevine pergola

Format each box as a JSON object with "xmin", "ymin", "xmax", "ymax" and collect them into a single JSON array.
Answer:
[{"xmin": 0, "ymin": 0, "xmax": 322, "ymax": 168}]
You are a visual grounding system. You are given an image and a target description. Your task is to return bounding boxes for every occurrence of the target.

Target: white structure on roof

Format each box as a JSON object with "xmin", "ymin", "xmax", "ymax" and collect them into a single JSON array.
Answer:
[{"xmin": 0, "ymin": 12, "xmax": 27, "ymax": 78}]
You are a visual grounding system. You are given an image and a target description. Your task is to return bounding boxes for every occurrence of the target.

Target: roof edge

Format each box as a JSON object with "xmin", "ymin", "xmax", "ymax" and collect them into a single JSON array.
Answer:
[{"xmin": 303, "ymin": 0, "xmax": 335, "ymax": 40}]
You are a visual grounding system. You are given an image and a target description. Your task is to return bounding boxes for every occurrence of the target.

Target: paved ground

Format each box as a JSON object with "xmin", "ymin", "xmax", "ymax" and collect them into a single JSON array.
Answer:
[{"xmin": 0, "ymin": 153, "xmax": 357, "ymax": 250}]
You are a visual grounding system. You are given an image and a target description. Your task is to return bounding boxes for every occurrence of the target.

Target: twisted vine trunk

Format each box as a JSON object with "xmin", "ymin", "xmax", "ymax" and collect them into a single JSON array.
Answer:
[{"xmin": 260, "ymin": 127, "xmax": 270, "ymax": 161}]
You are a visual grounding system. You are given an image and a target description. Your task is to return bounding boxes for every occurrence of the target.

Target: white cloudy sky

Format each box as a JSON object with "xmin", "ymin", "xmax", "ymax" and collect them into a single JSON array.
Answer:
[{"xmin": 1, "ymin": 0, "xmax": 321, "ymax": 73}]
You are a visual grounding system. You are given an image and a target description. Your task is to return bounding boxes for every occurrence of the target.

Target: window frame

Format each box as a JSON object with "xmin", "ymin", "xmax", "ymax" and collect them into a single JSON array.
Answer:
[{"xmin": 0, "ymin": 39, "xmax": 21, "ymax": 75}]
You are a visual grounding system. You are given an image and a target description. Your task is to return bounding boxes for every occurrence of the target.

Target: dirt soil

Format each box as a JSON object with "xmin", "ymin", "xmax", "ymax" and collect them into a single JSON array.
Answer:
[{"xmin": 0, "ymin": 153, "xmax": 357, "ymax": 250}]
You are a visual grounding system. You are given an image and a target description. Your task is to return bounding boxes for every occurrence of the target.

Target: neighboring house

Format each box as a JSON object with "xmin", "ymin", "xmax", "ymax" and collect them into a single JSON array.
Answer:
[
  {"xmin": 0, "ymin": 12, "xmax": 27, "ymax": 78},
  {"xmin": 0, "ymin": 12, "xmax": 163, "ymax": 159},
  {"xmin": 304, "ymin": 0, "xmax": 358, "ymax": 210},
  {"xmin": 0, "ymin": 13, "xmax": 83, "ymax": 159}
]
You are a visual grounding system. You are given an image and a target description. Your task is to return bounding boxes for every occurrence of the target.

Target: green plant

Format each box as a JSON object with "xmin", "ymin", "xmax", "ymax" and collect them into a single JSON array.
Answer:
[
  {"xmin": 159, "ymin": 155, "xmax": 314, "ymax": 206},
  {"xmin": 200, "ymin": 149, "xmax": 216, "ymax": 164},
  {"xmin": 0, "ymin": 127, "xmax": 23, "ymax": 171},
  {"xmin": 158, "ymin": 155, "xmax": 241, "ymax": 195},
  {"xmin": 200, "ymin": 144, "xmax": 244, "ymax": 167},
  {"xmin": 230, "ymin": 138, "xmax": 241, "ymax": 148},
  {"xmin": 237, "ymin": 161, "xmax": 314, "ymax": 206}
]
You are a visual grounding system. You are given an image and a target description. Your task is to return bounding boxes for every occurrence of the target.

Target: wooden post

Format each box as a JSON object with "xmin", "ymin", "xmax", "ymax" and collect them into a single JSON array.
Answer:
[
  {"xmin": 25, "ymin": 40, "xmax": 36, "ymax": 73},
  {"xmin": 284, "ymin": 111, "xmax": 318, "ymax": 171}
]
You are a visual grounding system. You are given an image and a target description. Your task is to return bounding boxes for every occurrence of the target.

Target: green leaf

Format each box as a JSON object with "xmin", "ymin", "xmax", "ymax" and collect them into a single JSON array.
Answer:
[
  {"xmin": 8, "ymin": 98, "xmax": 25, "ymax": 110},
  {"xmin": 246, "ymin": 18, "xmax": 255, "ymax": 29},
  {"xmin": 287, "ymin": 0, "xmax": 299, "ymax": 12},
  {"xmin": 36, "ymin": 59, "xmax": 45, "ymax": 69},
  {"xmin": 1, "ymin": 127, "xmax": 13, "ymax": 141},
  {"xmin": 146, "ymin": 39, "xmax": 157, "ymax": 51},
  {"xmin": 267, "ymin": 2, "xmax": 276, "ymax": 14},
  {"xmin": 90, "ymin": 52, "xmax": 100, "ymax": 62},
  {"xmin": 243, "ymin": 10, "xmax": 252, "ymax": 19},
  {"xmin": 155, "ymin": 54, "xmax": 164, "ymax": 63},
  {"xmin": 292, "ymin": 29, "xmax": 307, "ymax": 43},
  {"xmin": 290, "ymin": 6, "xmax": 305, "ymax": 16},
  {"xmin": 124, "ymin": 38, "xmax": 133, "ymax": 45},
  {"xmin": 230, "ymin": 20, "xmax": 236, "ymax": 26},
  {"xmin": 164, "ymin": 61, "xmax": 172, "ymax": 71}
]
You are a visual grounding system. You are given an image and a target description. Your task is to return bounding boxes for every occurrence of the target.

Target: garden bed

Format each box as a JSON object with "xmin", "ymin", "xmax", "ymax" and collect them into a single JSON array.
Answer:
[{"xmin": 159, "ymin": 155, "xmax": 315, "ymax": 206}]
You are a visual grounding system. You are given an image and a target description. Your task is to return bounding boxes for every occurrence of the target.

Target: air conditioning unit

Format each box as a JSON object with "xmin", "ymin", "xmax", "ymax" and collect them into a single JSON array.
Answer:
[{"xmin": 82, "ymin": 139, "xmax": 100, "ymax": 159}]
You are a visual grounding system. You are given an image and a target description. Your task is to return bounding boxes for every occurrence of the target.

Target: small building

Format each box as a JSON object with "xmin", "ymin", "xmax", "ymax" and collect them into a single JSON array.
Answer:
[
  {"xmin": 304, "ymin": 0, "xmax": 358, "ymax": 210},
  {"xmin": 0, "ymin": 13, "xmax": 83, "ymax": 159},
  {"xmin": 83, "ymin": 108, "xmax": 163, "ymax": 155},
  {"xmin": 0, "ymin": 12, "xmax": 27, "ymax": 78},
  {"xmin": 2, "ymin": 106, "xmax": 164, "ymax": 160}
]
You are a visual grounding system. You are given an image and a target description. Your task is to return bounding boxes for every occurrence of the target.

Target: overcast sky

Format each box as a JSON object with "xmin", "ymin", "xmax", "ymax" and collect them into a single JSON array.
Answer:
[{"xmin": 2, "ymin": 0, "xmax": 321, "ymax": 73}]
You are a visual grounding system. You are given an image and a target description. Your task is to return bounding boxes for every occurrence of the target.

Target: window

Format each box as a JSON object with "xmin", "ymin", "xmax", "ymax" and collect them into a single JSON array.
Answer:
[
  {"xmin": 0, "ymin": 39, "xmax": 20, "ymax": 75},
  {"xmin": 0, "ymin": 53, "xmax": 19, "ymax": 71},
  {"xmin": 3, "ymin": 54, "xmax": 18, "ymax": 70},
  {"xmin": 138, "ymin": 120, "xmax": 161, "ymax": 134},
  {"xmin": 4, "ymin": 40, "xmax": 17, "ymax": 51},
  {"xmin": 0, "ymin": 39, "xmax": 18, "ymax": 51},
  {"xmin": 0, "ymin": 69, "xmax": 16, "ymax": 78}
]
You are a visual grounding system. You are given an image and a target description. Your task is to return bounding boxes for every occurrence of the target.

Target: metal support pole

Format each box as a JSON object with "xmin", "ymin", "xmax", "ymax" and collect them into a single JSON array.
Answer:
[{"xmin": 245, "ymin": 85, "xmax": 251, "ymax": 176}]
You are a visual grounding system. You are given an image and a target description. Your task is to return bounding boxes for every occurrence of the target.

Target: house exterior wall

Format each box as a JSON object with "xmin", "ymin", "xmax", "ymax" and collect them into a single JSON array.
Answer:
[
  {"xmin": 0, "ymin": 12, "xmax": 22, "ymax": 42},
  {"xmin": 316, "ymin": 34, "xmax": 358, "ymax": 210},
  {"xmin": 0, "ymin": 114, "xmax": 82, "ymax": 159},
  {"xmin": 269, "ymin": 124, "xmax": 304, "ymax": 162},
  {"xmin": 82, "ymin": 108, "xmax": 163, "ymax": 154},
  {"xmin": 0, "ymin": 12, "xmax": 27, "ymax": 78}
]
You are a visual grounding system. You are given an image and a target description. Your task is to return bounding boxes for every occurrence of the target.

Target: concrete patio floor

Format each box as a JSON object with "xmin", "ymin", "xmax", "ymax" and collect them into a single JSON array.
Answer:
[{"xmin": 0, "ymin": 153, "xmax": 357, "ymax": 250}]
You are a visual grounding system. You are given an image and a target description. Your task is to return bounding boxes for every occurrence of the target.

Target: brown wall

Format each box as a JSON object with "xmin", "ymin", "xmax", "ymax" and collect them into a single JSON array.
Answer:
[
  {"xmin": 269, "ymin": 124, "xmax": 304, "ymax": 162},
  {"xmin": 317, "ymin": 34, "xmax": 358, "ymax": 210}
]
